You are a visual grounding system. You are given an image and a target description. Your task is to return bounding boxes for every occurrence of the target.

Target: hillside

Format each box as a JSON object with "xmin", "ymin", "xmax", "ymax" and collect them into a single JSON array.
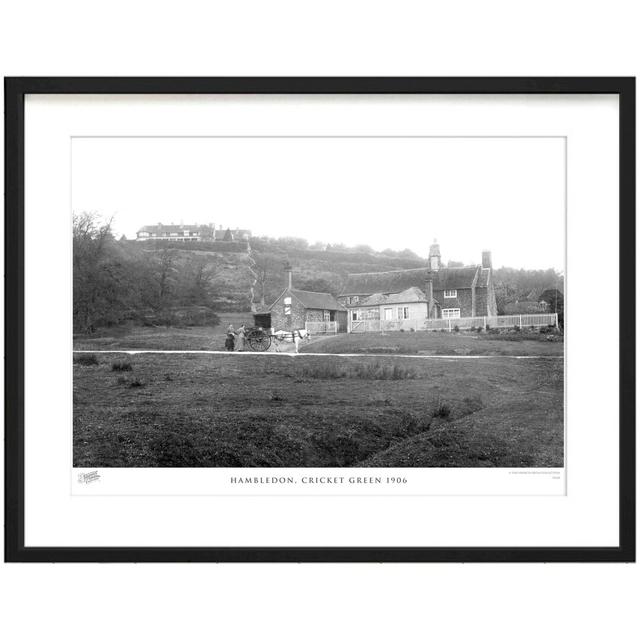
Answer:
[
  {"xmin": 73, "ymin": 213, "xmax": 564, "ymax": 333},
  {"xmin": 120, "ymin": 237, "xmax": 564, "ymax": 313},
  {"xmin": 248, "ymin": 237, "xmax": 426, "ymax": 308}
]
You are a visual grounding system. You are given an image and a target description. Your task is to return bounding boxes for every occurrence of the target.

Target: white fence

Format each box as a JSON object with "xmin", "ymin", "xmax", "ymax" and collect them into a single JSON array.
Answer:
[
  {"xmin": 349, "ymin": 313, "xmax": 558, "ymax": 333},
  {"xmin": 350, "ymin": 319, "xmax": 381, "ymax": 333},
  {"xmin": 491, "ymin": 313, "xmax": 558, "ymax": 329},
  {"xmin": 305, "ymin": 321, "xmax": 338, "ymax": 334}
]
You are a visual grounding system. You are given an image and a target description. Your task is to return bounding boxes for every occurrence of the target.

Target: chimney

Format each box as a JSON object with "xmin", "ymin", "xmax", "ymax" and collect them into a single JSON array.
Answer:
[
  {"xmin": 428, "ymin": 239, "xmax": 441, "ymax": 271},
  {"xmin": 482, "ymin": 251, "xmax": 492, "ymax": 269},
  {"xmin": 425, "ymin": 277, "xmax": 434, "ymax": 317},
  {"xmin": 284, "ymin": 261, "xmax": 293, "ymax": 290}
]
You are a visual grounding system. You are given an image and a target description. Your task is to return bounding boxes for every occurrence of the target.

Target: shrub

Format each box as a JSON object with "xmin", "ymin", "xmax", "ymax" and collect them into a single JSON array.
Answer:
[
  {"xmin": 432, "ymin": 400, "xmax": 451, "ymax": 420},
  {"xmin": 128, "ymin": 378, "xmax": 145, "ymax": 388},
  {"xmin": 513, "ymin": 324, "xmax": 521, "ymax": 332},
  {"xmin": 111, "ymin": 361, "xmax": 132, "ymax": 372},
  {"xmin": 74, "ymin": 353, "xmax": 98, "ymax": 366},
  {"xmin": 453, "ymin": 325, "xmax": 460, "ymax": 333},
  {"xmin": 409, "ymin": 327, "xmax": 415, "ymax": 332},
  {"xmin": 301, "ymin": 362, "xmax": 417, "ymax": 380}
]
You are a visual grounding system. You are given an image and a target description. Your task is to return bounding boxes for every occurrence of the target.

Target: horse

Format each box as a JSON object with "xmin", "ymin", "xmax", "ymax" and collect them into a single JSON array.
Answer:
[{"xmin": 272, "ymin": 328, "xmax": 311, "ymax": 353}]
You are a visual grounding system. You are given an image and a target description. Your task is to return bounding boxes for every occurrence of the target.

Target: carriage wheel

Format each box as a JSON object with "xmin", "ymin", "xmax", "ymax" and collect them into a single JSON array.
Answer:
[{"xmin": 249, "ymin": 334, "xmax": 271, "ymax": 351}]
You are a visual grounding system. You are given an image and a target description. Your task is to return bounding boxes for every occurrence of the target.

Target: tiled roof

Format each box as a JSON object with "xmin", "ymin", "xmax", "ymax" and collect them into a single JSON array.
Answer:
[
  {"xmin": 358, "ymin": 287, "xmax": 427, "ymax": 306},
  {"xmin": 341, "ymin": 266, "xmax": 482, "ymax": 296},
  {"xmin": 290, "ymin": 289, "xmax": 346, "ymax": 311}
]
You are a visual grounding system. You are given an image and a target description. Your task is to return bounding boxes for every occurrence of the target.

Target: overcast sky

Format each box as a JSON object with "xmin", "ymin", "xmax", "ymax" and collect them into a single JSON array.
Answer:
[{"xmin": 72, "ymin": 136, "xmax": 565, "ymax": 271}]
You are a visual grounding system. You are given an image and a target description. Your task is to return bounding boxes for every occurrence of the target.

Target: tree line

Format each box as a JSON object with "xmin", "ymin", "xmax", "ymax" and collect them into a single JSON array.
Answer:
[{"xmin": 73, "ymin": 213, "xmax": 219, "ymax": 333}]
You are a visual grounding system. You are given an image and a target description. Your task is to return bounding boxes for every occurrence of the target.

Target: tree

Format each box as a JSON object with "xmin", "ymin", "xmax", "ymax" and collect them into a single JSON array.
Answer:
[
  {"xmin": 180, "ymin": 255, "xmax": 217, "ymax": 306},
  {"xmin": 151, "ymin": 247, "xmax": 178, "ymax": 309},
  {"xmin": 73, "ymin": 212, "xmax": 135, "ymax": 333},
  {"xmin": 250, "ymin": 252, "xmax": 282, "ymax": 307}
]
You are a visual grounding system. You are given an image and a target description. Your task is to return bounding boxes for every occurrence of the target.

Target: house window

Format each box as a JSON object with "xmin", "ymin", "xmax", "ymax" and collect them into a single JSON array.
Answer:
[
  {"xmin": 349, "ymin": 296, "xmax": 359, "ymax": 305},
  {"xmin": 384, "ymin": 308, "xmax": 394, "ymax": 321},
  {"xmin": 442, "ymin": 308, "xmax": 460, "ymax": 319},
  {"xmin": 323, "ymin": 310, "xmax": 331, "ymax": 321},
  {"xmin": 352, "ymin": 310, "xmax": 359, "ymax": 321},
  {"xmin": 397, "ymin": 307, "xmax": 409, "ymax": 320},
  {"xmin": 284, "ymin": 305, "xmax": 291, "ymax": 315},
  {"xmin": 444, "ymin": 289, "xmax": 457, "ymax": 298}
]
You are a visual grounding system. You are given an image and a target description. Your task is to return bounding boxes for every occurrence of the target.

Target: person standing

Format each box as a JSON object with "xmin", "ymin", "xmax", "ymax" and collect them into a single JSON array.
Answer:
[
  {"xmin": 235, "ymin": 324, "xmax": 246, "ymax": 351},
  {"xmin": 225, "ymin": 323, "xmax": 235, "ymax": 352},
  {"xmin": 293, "ymin": 329, "xmax": 301, "ymax": 354}
]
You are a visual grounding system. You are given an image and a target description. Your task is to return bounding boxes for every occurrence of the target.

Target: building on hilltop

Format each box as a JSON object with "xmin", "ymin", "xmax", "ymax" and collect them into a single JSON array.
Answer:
[
  {"xmin": 338, "ymin": 240, "xmax": 497, "ymax": 331},
  {"xmin": 136, "ymin": 223, "xmax": 251, "ymax": 242}
]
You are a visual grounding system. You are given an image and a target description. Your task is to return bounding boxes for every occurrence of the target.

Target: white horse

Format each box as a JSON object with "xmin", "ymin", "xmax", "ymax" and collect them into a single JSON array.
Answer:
[{"xmin": 272, "ymin": 328, "xmax": 311, "ymax": 353}]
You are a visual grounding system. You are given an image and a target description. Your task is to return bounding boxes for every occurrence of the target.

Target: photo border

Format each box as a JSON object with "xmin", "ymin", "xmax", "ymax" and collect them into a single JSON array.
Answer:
[{"xmin": 4, "ymin": 77, "xmax": 635, "ymax": 562}]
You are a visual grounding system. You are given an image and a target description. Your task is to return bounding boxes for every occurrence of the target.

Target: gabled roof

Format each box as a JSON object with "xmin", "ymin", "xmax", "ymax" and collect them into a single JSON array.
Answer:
[
  {"xmin": 291, "ymin": 289, "xmax": 345, "ymax": 311},
  {"xmin": 269, "ymin": 289, "xmax": 346, "ymax": 311},
  {"xmin": 358, "ymin": 287, "xmax": 427, "ymax": 307},
  {"xmin": 340, "ymin": 266, "xmax": 482, "ymax": 296}
]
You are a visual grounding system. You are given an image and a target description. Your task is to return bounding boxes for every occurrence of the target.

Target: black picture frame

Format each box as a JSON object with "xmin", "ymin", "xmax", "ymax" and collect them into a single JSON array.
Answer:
[{"xmin": 4, "ymin": 77, "xmax": 635, "ymax": 563}]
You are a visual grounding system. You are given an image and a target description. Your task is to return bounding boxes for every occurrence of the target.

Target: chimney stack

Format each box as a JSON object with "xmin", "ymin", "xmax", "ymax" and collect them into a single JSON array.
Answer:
[
  {"xmin": 482, "ymin": 251, "xmax": 492, "ymax": 269},
  {"xmin": 425, "ymin": 277, "xmax": 434, "ymax": 317},
  {"xmin": 428, "ymin": 239, "xmax": 441, "ymax": 271},
  {"xmin": 284, "ymin": 261, "xmax": 293, "ymax": 290}
]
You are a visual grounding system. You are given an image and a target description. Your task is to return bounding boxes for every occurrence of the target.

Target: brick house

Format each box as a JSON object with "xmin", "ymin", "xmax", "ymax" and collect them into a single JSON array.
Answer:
[
  {"xmin": 338, "ymin": 241, "xmax": 497, "ymax": 329},
  {"xmin": 268, "ymin": 264, "xmax": 348, "ymax": 332}
]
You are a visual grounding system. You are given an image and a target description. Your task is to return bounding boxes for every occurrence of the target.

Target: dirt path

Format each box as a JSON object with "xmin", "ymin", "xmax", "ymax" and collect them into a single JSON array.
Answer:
[{"xmin": 73, "ymin": 349, "xmax": 562, "ymax": 360}]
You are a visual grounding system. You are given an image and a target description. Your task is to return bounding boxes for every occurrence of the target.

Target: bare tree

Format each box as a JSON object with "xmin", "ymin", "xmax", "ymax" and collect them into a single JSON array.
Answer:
[
  {"xmin": 251, "ymin": 252, "xmax": 280, "ymax": 306},
  {"xmin": 73, "ymin": 212, "xmax": 116, "ymax": 333}
]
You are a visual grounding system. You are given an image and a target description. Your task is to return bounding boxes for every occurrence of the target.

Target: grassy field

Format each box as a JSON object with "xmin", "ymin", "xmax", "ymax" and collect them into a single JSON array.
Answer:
[
  {"xmin": 74, "ymin": 323, "xmax": 563, "ymax": 357},
  {"xmin": 73, "ymin": 347, "xmax": 563, "ymax": 468},
  {"xmin": 300, "ymin": 331, "xmax": 564, "ymax": 357},
  {"xmin": 73, "ymin": 313, "xmax": 255, "ymax": 352}
]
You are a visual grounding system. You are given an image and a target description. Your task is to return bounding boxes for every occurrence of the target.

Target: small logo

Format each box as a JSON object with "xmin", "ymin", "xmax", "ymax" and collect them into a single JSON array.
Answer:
[{"xmin": 78, "ymin": 470, "xmax": 101, "ymax": 484}]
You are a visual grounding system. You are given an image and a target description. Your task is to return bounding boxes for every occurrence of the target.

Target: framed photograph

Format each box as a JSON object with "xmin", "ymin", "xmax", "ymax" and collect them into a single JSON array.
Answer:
[{"xmin": 5, "ymin": 77, "xmax": 635, "ymax": 562}]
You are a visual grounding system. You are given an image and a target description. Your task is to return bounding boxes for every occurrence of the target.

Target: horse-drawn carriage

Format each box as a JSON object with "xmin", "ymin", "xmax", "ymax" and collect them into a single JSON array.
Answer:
[
  {"xmin": 245, "ymin": 326, "xmax": 309, "ymax": 352},
  {"xmin": 244, "ymin": 326, "xmax": 272, "ymax": 351}
]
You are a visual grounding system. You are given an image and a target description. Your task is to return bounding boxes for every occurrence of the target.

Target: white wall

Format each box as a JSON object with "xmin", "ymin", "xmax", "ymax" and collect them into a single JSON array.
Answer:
[{"xmin": 1, "ymin": 3, "xmax": 638, "ymax": 640}]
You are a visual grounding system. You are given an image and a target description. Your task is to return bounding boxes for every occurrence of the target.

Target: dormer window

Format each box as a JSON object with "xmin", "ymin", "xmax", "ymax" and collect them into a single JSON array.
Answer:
[{"xmin": 444, "ymin": 289, "xmax": 457, "ymax": 298}]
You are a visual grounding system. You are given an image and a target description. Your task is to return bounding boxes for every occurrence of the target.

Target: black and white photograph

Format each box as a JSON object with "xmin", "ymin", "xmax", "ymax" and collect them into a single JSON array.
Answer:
[
  {"xmin": 6, "ymin": 77, "xmax": 632, "ymax": 566},
  {"xmin": 72, "ymin": 135, "xmax": 565, "ymax": 470}
]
